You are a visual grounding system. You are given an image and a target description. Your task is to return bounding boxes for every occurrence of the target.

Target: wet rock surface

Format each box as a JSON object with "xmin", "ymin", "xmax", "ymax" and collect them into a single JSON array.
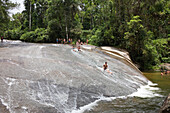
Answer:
[
  {"xmin": 0, "ymin": 40, "xmax": 148, "ymax": 113},
  {"xmin": 160, "ymin": 93, "xmax": 170, "ymax": 113},
  {"xmin": 0, "ymin": 100, "xmax": 10, "ymax": 113}
]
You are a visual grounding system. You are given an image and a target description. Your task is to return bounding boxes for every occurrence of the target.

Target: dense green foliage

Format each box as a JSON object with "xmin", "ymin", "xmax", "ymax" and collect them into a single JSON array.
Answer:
[
  {"xmin": 5, "ymin": 27, "xmax": 24, "ymax": 40},
  {"xmin": 1, "ymin": 0, "xmax": 169, "ymax": 70},
  {"xmin": 20, "ymin": 28, "xmax": 49, "ymax": 42},
  {"xmin": 0, "ymin": 0, "xmax": 18, "ymax": 35}
]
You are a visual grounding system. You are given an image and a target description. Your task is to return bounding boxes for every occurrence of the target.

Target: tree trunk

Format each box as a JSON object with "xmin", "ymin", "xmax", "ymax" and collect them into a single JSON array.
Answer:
[
  {"xmin": 65, "ymin": 14, "xmax": 68, "ymax": 40},
  {"xmin": 66, "ymin": 24, "xmax": 68, "ymax": 41},
  {"xmin": 29, "ymin": 1, "xmax": 31, "ymax": 31}
]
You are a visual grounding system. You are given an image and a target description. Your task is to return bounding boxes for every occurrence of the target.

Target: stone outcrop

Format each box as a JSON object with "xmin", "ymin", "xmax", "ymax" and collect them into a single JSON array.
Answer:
[
  {"xmin": 0, "ymin": 42, "xmax": 148, "ymax": 113},
  {"xmin": 160, "ymin": 63, "xmax": 170, "ymax": 71},
  {"xmin": 159, "ymin": 94, "xmax": 170, "ymax": 113},
  {"xmin": 101, "ymin": 46, "xmax": 131, "ymax": 61},
  {"xmin": 81, "ymin": 45, "xmax": 143, "ymax": 75}
]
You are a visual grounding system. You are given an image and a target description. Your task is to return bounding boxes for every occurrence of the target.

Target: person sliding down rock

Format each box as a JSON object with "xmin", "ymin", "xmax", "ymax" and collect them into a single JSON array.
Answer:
[{"xmin": 103, "ymin": 62, "xmax": 112, "ymax": 74}]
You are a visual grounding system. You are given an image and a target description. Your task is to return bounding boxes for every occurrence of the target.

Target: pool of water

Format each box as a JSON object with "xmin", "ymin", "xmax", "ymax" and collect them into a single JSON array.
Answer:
[
  {"xmin": 82, "ymin": 72, "xmax": 170, "ymax": 113},
  {"xmin": 144, "ymin": 72, "xmax": 170, "ymax": 94}
]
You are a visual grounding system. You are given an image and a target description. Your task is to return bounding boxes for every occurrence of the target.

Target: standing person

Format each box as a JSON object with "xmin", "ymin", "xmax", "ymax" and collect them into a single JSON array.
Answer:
[
  {"xmin": 1, "ymin": 36, "xmax": 3, "ymax": 42},
  {"xmin": 165, "ymin": 70, "xmax": 168, "ymax": 75},
  {"xmin": 103, "ymin": 62, "xmax": 112, "ymax": 74},
  {"xmin": 76, "ymin": 39, "xmax": 81, "ymax": 51},
  {"xmin": 56, "ymin": 38, "xmax": 59, "ymax": 44},
  {"xmin": 160, "ymin": 66, "xmax": 164, "ymax": 76},
  {"xmin": 61, "ymin": 39, "xmax": 63, "ymax": 44},
  {"xmin": 59, "ymin": 38, "xmax": 62, "ymax": 44},
  {"xmin": 68, "ymin": 38, "xmax": 71, "ymax": 44},
  {"xmin": 86, "ymin": 39, "xmax": 88, "ymax": 45},
  {"xmin": 70, "ymin": 38, "xmax": 73, "ymax": 43},
  {"xmin": 63, "ymin": 39, "xmax": 66, "ymax": 44}
]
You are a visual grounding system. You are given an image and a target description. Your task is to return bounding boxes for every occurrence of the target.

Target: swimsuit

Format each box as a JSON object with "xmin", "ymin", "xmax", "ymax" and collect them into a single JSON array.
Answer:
[{"xmin": 103, "ymin": 65, "xmax": 107, "ymax": 70}]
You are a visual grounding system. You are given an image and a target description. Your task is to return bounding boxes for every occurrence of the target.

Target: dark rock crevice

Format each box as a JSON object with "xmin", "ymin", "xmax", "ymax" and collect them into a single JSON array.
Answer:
[{"xmin": 0, "ymin": 99, "xmax": 10, "ymax": 113}]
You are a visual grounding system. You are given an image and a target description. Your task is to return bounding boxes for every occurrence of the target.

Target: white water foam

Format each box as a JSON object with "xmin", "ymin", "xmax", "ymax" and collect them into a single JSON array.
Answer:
[
  {"xmin": 8, "ymin": 40, "xmax": 22, "ymax": 44},
  {"xmin": 129, "ymin": 81, "xmax": 162, "ymax": 98},
  {"xmin": 21, "ymin": 106, "xmax": 27, "ymax": 110},
  {"xmin": 71, "ymin": 96, "xmax": 126, "ymax": 113},
  {"xmin": 71, "ymin": 99, "xmax": 98, "ymax": 113},
  {"xmin": 39, "ymin": 46, "xmax": 45, "ymax": 49},
  {"xmin": 52, "ymin": 44, "xmax": 62, "ymax": 47},
  {"xmin": 0, "ymin": 98, "xmax": 10, "ymax": 110},
  {"xmin": 71, "ymin": 81, "xmax": 162, "ymax": 113},
  {"xmin": 3, "ymin": 77, "xmax": 17, "ymax": 86}
]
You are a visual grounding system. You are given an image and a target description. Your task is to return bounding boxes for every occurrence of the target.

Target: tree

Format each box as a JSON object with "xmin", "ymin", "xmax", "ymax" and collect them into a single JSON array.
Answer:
[
  {"xmin": 124, "ymin": 16, "xmax": 159, "ymax": 70},
  {"xmin": 47, "ymin": 0, "xmax": 80, "ymax": 41},
  {"xmin": 0, "ymin": 0, "xmax": 18, "ymax": 35},
  {"xmin": 23, "ymin": 0, "xmax": 48, "ymax": 31}
]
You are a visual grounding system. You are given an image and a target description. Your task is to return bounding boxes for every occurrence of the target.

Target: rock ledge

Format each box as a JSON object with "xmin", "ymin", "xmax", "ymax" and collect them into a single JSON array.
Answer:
[{"xmin": 160, "ymin": 93, "xmax": 170, "ymax": 113}]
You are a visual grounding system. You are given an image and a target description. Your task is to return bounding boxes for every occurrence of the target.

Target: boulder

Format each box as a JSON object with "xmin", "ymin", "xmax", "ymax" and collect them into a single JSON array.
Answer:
[
  {"xmin": 160, "ymin": 93, "xmax": 170, "ymax": 113},
  {"xmin": 160, "ymin": 63, "xmax": 170, "ymax": 71}
]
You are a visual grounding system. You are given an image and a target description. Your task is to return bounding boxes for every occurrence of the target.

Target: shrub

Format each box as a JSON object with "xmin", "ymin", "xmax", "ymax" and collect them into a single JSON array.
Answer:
[
  {"xmin": 5, "ymin": 27, "xmax": 24, "ymax": 40},
  {"xmin": 153, "ymin": 38, "xmax": 170, "ymax": 63},
  {"xmin": 20, "ymin": 28, "xmax": 49, "ymax": 42},
  {"xmin": 20, "ymin": 31, "xmax": 35, "ymax": 42},
  {"xmin": 89, "ymin": 28, "xmax": 104, "ymax": 46},
  {"xmin": 34, "ymin": 28, "xmax": 49, "ymax": 43}
]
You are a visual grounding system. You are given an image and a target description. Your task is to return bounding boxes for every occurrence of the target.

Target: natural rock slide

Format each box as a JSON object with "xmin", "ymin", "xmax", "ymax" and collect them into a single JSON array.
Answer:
[{"xmin": 0, "ymin": 40, "xmax": 148, "ymax": 113}]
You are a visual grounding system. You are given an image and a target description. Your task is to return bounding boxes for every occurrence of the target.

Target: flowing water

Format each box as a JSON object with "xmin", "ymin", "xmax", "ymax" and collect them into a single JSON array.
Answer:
[
  {"xmin": 82, "ymin": 72, "xmax": 170, "ymax": 113},
  {"xmin": 0, "ymin": 40, "xmax": 169, "ymax": 113}
]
